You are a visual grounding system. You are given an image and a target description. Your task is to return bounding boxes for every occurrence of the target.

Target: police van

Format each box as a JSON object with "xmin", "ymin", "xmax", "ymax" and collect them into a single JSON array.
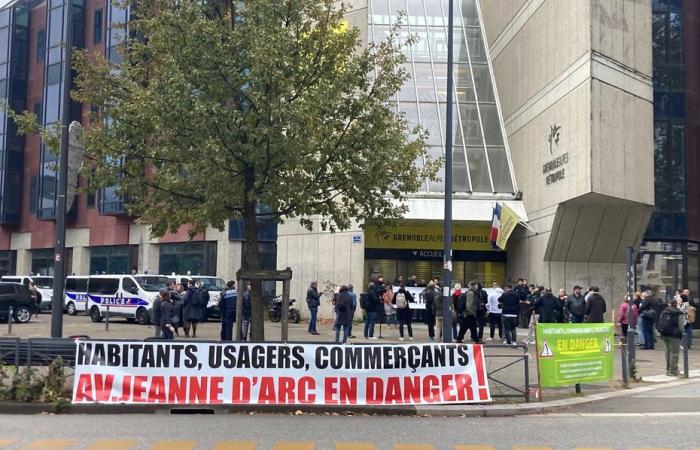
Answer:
[
  {"xmin": 0, "ymin": 275, "xmax": 54, "ymax": 311},
  {"xmin": 86, "ymin": 274, "xmax": 169, "ymax": 325},
  {"xmin": 167, "ymin": 274, "xmax": 225, "ymax": 320},
  {"xmin": 64, "ymin": 276, "xmax": 89, "ymax": 315}
]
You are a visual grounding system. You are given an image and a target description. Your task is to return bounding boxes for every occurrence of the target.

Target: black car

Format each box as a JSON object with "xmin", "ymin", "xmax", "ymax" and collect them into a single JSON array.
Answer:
[{"xmin": 0, "ymin": 282, "xmax": 38, "ymax": 323}]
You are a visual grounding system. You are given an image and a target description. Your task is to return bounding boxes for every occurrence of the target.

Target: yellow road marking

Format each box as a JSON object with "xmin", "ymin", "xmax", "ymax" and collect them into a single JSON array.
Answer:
[
  {"xmin": 24, "ymin": 440, "xmax": 77, "ymax": 450},
  {"xmin": 454, "ymin": 446, "xmax": 496, "ymax": 450},
  {"xmin": 395, "ymin": 445, "xmax": 436, "ymax": 450},
  {"xmin": 513, "ymin": 448, "xmax": 554, "ymax": 450},
  {"xmin": 0, "ymin": 440, "xmax": 18, "ymax": 448},
  {"xmin": 336, "ymin": 443, "xmax": 377, "ymax": 450},
  {"xmin": 212, "ymin": 442, "xmax": 257, "ymax": 450},
  {"xmin": 274, "ymin": 443, "xmax": 315, "ymax": 450},
  {"xmin": 149, "ymin": 441, "xmax": 196, "ymax": 450},
  {"xmin": 574, "ymin": 448, "xmax": 613, "ymax": 450},
  {"xmin": 85, "ymin": 440, "xmax": 137, "ymax": 450}
]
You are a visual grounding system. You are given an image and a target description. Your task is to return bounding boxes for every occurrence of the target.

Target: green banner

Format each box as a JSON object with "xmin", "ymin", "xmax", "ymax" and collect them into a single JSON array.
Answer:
[{"xmin": 535, "ymin": 323, "xmax": 614, "ymax": 388}]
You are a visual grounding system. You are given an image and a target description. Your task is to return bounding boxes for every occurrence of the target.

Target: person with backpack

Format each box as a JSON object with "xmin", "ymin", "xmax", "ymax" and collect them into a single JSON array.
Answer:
[
  {"xmin": 423, "ymin": 282, "xmax": 437, "ymax": 341},
  {"xmin": 657, "ymin": 299, "xmax": 685, "ymax": 376},
  {"xmin": 334, "ymin": 286, "xmax": 353, "ymax": 344},
  {"xmin": 639, "ymin": 291, "xmax": 658, "ymax": 350},
  {"xmin": 306, "ymin": 281, "xmax": 321, "ymax": 336},
  {"xmin": 182, "ymin": 279, "xmax": 204, "ymax": 338},
  {"xmin": 564, "ymin": 285, "xmax": 586, "ymax": 323},
  {"xmin": 679, "ymin": 292, "xmax": 695, "ymax": 349},
  {"xmin": 585, "ymin": 286, "xmax": 607, "ymax": 323},
  {"xmin": 455, "ymin": 281, "xmax": 479, "ymax": 343},
  {"xmin": 392, "ymin": 283, "xmax": 415, "ymax": 341}
]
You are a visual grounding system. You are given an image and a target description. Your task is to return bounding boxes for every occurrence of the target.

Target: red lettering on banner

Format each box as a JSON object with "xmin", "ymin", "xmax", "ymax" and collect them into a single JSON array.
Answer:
[
  {"xmin": 277, "ymin": 377, "xmax": 295, "ymax": 404},
  {"xmin": 472, "ymin": 344, "xmax": 489, "ymax": 400},
  {"xmin": 365, "ymin": 377, "xmax": 383, "ymax": 405},
  {"xmin": 324, "ymin": 377, "xmax": 338, "ymax": 404},
  {"xmin": 298, "ymin": 376, "xmax": 316, "ymax": 404},
  {"xmin": 74, "ymin": 374, "xmax": 93, "ymax": 402},
  {"xmin": 403, "ymin": 376, "xmax": 421, "ymax": 404},
  {"xmin": 454, "ymin": 374, "xmax": 474, "ymax": 401},
  {"xmin": 339, "ymin": 377, "xmax": 357, "ymax": 405},
  {"xmin": 147, "ymin": 376, "xmax": 166, "ymax": 403},
  {"xmin": 232, "ymin": 377, "xmax": 251, "ymax": 404},
  {"xmin": 210, "ymin": 377, "xmax": 224, "ymax": 404},
  {"xmin": 189, "ymin": 377, "xmax": 209, "ymax": 404},
  {"xmin": 384, "ymin": 377, "xmax": 401, "ymax": 404},
  {"xmin": 93, "ymin": 374, "xmax": 114, "ymax": 402},
  {"xmin": 258, "ymin": 377, "xmax": 276, "ymax": 404},
  {"xmin": 168, "ymin": 376, "xmax": 188, "ymax": 403},
  {"xmin": 118, "ymin": 375, "xmax": 132, "ymax": 402},
  {"xmin": 422, "ymin": 375, "xmax": 440, "ymax": 403},
  {"xmin": 132, "ymin": 376, "xmax": 148, "ymax": 402},
  {"xmin": 441, "ymin": 374, "xmax": 457, "ymax": 402}
]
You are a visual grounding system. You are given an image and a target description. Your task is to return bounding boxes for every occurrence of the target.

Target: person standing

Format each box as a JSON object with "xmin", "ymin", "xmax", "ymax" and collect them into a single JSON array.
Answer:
[
  {"xmin": 476, "ymin": 282, "xmax": 488, "ymax": 340},
  {"xmin": 306, "ymin": 281, "xmax": 320, "ymax": 335},
  {"xmin": 240, "ymin": 281, "xmax": 252, "ymax": 341},
  {"xmin": 406, "ymin": 275, "xmax": 418, "ymax": 287},
  {"xmin": 347, "ymin": 284, "xmax": 357, "ymax": 339},
  {"xmin": 639, "ymin": 291, "xmax": 657, "ymax": 349},
  {"xmin": 451, "ymin": 283, "xmax": 462, "ymax": 340},
  {"xmin": 383, "ymin": 284, "xmax": 396, "ymax": 327},
  {"xmin": 557, "ymin": 289, "xmax": 568, "ymax": 323},
  {"xmin": 28, "ymin": 282, "xmax": 41, "ymax": 317},
  {"xmin": 565, "ymin": 286, "xmax": 586, "ymax": 323},
  {"xmin": 585, "ymin": 286, "xmax": 607, "ymax": 323},
  {"xmin": 152, "ymin": 290, "xmax": 163, "ymax": 338},
  {"xmin": 535, "ymin": 288, "xmax": 562, "ymax": 324},
  {"xmin": 183, "ymin": 279, "xmax": 203, "ymax": 338},
  {"xmin": 159, "ymin": 291, "xmax": 175, "ymax": 340},
  {"xmin": 219, "ymin": 280, "xmax": 237, "ymax": 341},
  {"xmin": 487, "ymin": 282, "xmax": 503, "ymax": 341},
  {"xmin": 456, "ymin": 281, "xmax": 479, "ymax": 343},
  {"xmin": 617, "ymin": 296, "xmax": 638, "ymax": 338},
  {"xmin": 499, "ymin": 284, "xmax": 520, "ymax": 346},
  {"xmin": 525, "ymin": 286, "xmax": 542, "ymax": 345},
  {"xmin": 364, "ymin": 282, "xmax": 379, "ymax": 339},
  {"xmin": 679, "ymin": 292, "xmax": 695, "ymax": 349},
  {"xmin": 423, "ymin": 282, "xmax": 437, "ymax": 341},
  {"xmin": 172, "ymin": 283, "xmax": 184, "ymax": 337},
  {"xmin": 658, "ymin": 299, "xmax": 685, "ymax": 376},
  {"xmin": 392, "ymin": 283, "xmax": 415, "ymax": 341},
  {"xmin": 633, "ymin": 292, "xmax": 644, "ymax": 346},
  {"xmin": 334, "ymin": 286, "xmax": 353, "ymax": 344}
]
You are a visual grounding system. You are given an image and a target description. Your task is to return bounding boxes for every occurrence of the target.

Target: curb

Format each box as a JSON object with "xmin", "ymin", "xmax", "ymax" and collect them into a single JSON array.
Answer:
[{"xmin": 0, "ymin": 376, "xmax": 696, "ymax": 417}]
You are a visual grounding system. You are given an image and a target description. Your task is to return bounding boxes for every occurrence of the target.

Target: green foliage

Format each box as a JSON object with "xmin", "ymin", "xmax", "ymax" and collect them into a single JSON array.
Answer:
[
  {"xmin": 72, "ymin": 0, "xmax": 438, "ymax": 239},
  {"xmin": 0, "ymin": 358, "xmax": 71, "ymax": 412}
]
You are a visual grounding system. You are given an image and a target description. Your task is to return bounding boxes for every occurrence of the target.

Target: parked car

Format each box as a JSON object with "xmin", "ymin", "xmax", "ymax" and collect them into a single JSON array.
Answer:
[
  {"xmin": 0, "ymin": 282, "xmax": 38, "ymax": 323},
  {"xmin": 0, "ymin": 275, "xmax": 53, "ymax": 311}
]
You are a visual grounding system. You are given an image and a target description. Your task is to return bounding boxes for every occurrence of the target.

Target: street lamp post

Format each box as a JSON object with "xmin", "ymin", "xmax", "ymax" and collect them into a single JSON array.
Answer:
[
  {"xmin": 441, "ymin": 0, "xmax": 455, "ymax": 343},
  {"xmin": 50, "ymin": 0, "xmax": 74, "ymax": 338}
]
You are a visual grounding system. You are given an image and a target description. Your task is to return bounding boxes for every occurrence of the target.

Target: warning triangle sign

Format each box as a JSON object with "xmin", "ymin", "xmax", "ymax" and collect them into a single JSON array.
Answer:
[
  {"xmin": 540, "ymin": 339, "xmax": 554, "ymax": 357},
  {"xmin": 604, "ymin": 337, "xmax": 611, "ymax": 353}
]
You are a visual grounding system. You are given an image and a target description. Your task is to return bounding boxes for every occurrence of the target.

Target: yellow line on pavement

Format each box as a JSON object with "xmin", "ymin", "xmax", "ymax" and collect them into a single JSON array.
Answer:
[
  {"xmin": 24, "ymin": 440, "xmax": 77, "ymax": 450},
  {"xmin": 273, "ymin": 443, "xmax": 315, "ymax": 450},
  {"xmin": 212, "ymin": 442, "xmax": 257, "ymax": 450},
  {"xmin": 454, "ymin": 446, "xmax": 496, "ymax": 450},
  {"xmin": 574, "ymin": 448, "xmax": 613, "ymax": 450},
  {"xmin": 336, "ymin": 443, "xmax": 377, "ymax": 450},
  {"xmin": 85, "ymin": 440, "xmax": 137, "ymax": 450},
  {"xmin": 149, "ymin": 441, "xmax": 196, "ymax": 450},
  {"xmin": 395, "ymin": 445, "xmax": 436, "ymax": 450},
  {"xmin": 0, "ymin": 440, "xmax": 18, "ymax": 448},
  {"xmin": 513, "ymin": 447, "xmax": 554, "ymax": 450}
]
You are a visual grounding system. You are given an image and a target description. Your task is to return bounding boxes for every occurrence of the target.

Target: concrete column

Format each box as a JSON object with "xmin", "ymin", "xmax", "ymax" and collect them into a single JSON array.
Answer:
[
  {"xmin": 71, "ymin": 247, "xmax": 90, "ymax": 275},
  {"xmin": 10, "ymin": 232, "xmax": 31, "ymax": 275},
  {"xmin": 15, "ymin": 249, "xmax": 31, "ymax": 275},
  {"xmin": 138, "ymin": 243, "xmax": 159, "ymax": 274}
]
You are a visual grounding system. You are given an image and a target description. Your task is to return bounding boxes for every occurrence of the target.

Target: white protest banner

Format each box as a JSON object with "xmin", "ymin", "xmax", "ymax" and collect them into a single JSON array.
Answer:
[{"xmin": 72, "ymin": 342, "xmax": 491, "ymax": 406}]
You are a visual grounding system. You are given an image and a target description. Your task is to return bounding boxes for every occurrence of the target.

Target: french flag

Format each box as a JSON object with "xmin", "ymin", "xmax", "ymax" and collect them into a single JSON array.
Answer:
[{"xmin": 490, "ymin": 203, "xmax": 501, "ymax": 249}]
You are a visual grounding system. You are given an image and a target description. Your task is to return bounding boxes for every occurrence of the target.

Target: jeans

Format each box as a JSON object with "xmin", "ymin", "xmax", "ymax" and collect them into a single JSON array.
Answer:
[
  {"xmin": 308, "ymin": 306, "xmax": 318, "ymax": 333},
  {"xmin": 457, "ymin": 315, "xmax": 478, "ymax": 342},
  {"xmin": 685, "ymin": 324, "xmax": 693, "ymax": 349},
  {"xmin": 241, "ymin": 319, "xmax": 250, "ymax": 341},
  {"xmin": 399, "ymin": 317, "xmax": 413, "ymax": 338},
  {"xmin": 476, "ymin": 313, "xmax": 486, "ymax": 340},
  {"xmin": 347, "ymin": 308, "xmax": 356, "ymax": 337},
  {"xmin": 489, "ymin": 313, "xmax": 503, "ymax": 339},
  {"xmin": 643, "ymin": 318, "xmax": 656, "ymax": 349},
  {"xmin": 663, "ymin": 336, "xmax": 681, "ymax": 375},
  {"xmin": 425, "ymin": 313, "xmax": 436, "ymax": 339},
  {"xmin": 161, "ymin": 326, "xmax": 174, "ymax": 340},
  {"xmin": 364, "ymin": 311, "xmax": 377, "ymax": 338},
  {"xmin": 570, "ymin": 314, "xmax": 584, "ymax": 324},
  {"xmin": 334, "ymin": 323, "xmax": 350, "ymax": 343},
  {"xmin": 502, "ymin": 315, "xmax": 518, "ymax": 344},
  {"xmin": 636, "ymin": 320, "xmax": 645, "ymax": 345}
]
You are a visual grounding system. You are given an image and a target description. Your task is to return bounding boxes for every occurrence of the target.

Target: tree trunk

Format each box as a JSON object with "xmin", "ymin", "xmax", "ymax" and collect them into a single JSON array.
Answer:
[{"xmin": 242, "ymin": 166, "xmax": 264, "ymax": 342}]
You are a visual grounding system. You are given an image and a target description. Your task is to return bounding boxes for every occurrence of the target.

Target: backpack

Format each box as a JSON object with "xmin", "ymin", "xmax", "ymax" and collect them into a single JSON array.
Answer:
[
  {"xmin": 395, "ymin": 292, "xmax": 408, "ymax": 309},
  {"xmin": 189, "ymin": 288, "xmax": 205, "ymax": 308},
  {"xmin": 359, "ymin": 293, "xmax": 368, "ymax": 310},
  {"xmin": 687, "ymin": 306, "xmax": 696, "ymax": 325},
  {"xmin": 656, "ymin": 309, "xmax": 679, "ymax": 337},
  {"xmin": 454, "ymin": 293, "xmax": 467, "ymax": 312},
  {"xmin": 642, "ymin": 308, "xmax": 657, "ymax": 321}
]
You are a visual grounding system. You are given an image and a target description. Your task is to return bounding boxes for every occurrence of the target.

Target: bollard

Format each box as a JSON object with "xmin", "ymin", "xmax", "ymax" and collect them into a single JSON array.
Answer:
[
  {"xmin": 105, "ymin": 304, "xmax": 110, "ymax": 332},
  {"xmin": 620, "ymin": 341, "xmax": 629, "ymax": 386},
  {"xmin": 684, "ymin": 328, "xmax": 689, "ymax": 378},
  {"xmin": 575, "ymin": 383, "xmax": 581, "ymax": 394},
  {"xmin": 6, "ymin": 306, "xmax": 12, "ymax": 335}
]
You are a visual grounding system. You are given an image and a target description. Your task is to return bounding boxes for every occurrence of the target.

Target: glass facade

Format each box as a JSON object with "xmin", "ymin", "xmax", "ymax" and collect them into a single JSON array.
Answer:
[
  {"xmin": 32, "ymin": 247, "xmax": 72, "ymax": 275},
  {"xmin": 159, "ymin": 242, "xmax": 217, "ymax": 276},
  {"xmin": 0, "ymin": 3, "xmax": 28, "ymax": 224},
  {"xmin": 0, "ymin": 250, "xmax": 16, "ymax": 276},
  {"xmin": 89, "ymin": 244, "xmax": 137, "ymax": 274},
  {"xmin": 368, "ymin": 0, "xmax": 516, "ymax": 194}
]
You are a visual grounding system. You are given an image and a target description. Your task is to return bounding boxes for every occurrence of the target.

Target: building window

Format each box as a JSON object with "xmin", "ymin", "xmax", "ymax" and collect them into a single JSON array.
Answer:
[
  {"xmin": 33, "ymin": 102, "xmax": 42, "ymax": 123},
  {"xmin": 0, "ymin": 250, "xmax": 16, "ymax": 277},
  {"xmin": 29, "ymin": 175, "xmax": 38, "ymax": 214},
  {"xmin": 159, "ymin": 242, "xmax": 217, "ymax": 276},
  {"xmin": 89, "ymin": 245, "xmax": 137, "ymax": 275},
  {"xmin": 36, "ymin": 29, "xmax": 45, "ymax": 62},
  {"xmin": 32, "ymin": 248, "xmax": 72, "ymax": 276},
  {"xmin": 93, "ymin": 9, "xmax": 103, "ymax": 44}
]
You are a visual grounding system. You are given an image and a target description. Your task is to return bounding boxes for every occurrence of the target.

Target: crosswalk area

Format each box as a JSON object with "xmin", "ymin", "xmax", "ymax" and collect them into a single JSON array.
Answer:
[{"xmin": 0, "ymin": 440, "xmax": 689, "ymax": 450}]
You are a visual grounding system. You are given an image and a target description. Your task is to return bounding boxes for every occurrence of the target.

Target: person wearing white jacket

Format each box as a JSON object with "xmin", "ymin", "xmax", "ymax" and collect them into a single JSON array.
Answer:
[{"xmin": 487, "ymin": 282, "xmax": 504, "ymax": 341}]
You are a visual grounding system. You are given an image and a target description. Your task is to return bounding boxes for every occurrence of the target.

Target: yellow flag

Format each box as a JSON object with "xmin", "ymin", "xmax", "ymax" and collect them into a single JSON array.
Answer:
[{"xmin": 496, "ymin": 203, "xmax": 520, "ymax": 250}]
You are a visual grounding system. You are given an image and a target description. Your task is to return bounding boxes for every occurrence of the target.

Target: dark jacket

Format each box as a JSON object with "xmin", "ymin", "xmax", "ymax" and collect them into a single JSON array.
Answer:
[
  {"xmin": 565, "ymin": 293, "xmax": 586, "ymax": 317},
  {"xmin": 639, "ymin": 298, "xmax": 657, "ymax": 321},
  {"xmin": 152, "ymin": 295, "xmax": 162, "ymax": 324},
  {"xmin": 334, "ymin": 292, "xmax": 353, "ymax": 326},
  {"xmin": 424, "ymin": 288, "xmax": 437, "ymax": 319},
  {"xmin": 159, "ymin": 300, "xmax": 174, "ymax": 327},
  {"xmin": 586, "ymin": 293, "xmax": 607, "ymax": 323},
  {"xmin": 183, "ymin": 288, "xmax": 204, "ymax": 322},
  {"xmin": 392, "ymin": 289, "xmax": 414, "ymax": 321},
  {"xmin": 535, "ymin": 292, "xmax": 562, "ymax": 323},
  {"xmin": 477, "ymin": 289, "xmax": 488, "ymax": 316},
  {"xmin": 306, "ymin": 286, "xmax": 320, "ymax": 309},
  {"xmin": 242, "ymin": 290, "xmax": 252, "ymax": 321},
  {"xmin": 219, "ymin": 288, "xmax": 237, "ymax": 313},
  {"xmin": 659, "ymin": 306, "xmax": 684, "ymax": 338},
  {"xmin": 499, "ymin": 290, "xmax": 520, "ymax": 316},
  {"xmin": 366, "ymin": 288, "xmax": 380, "ymax": 313}
]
